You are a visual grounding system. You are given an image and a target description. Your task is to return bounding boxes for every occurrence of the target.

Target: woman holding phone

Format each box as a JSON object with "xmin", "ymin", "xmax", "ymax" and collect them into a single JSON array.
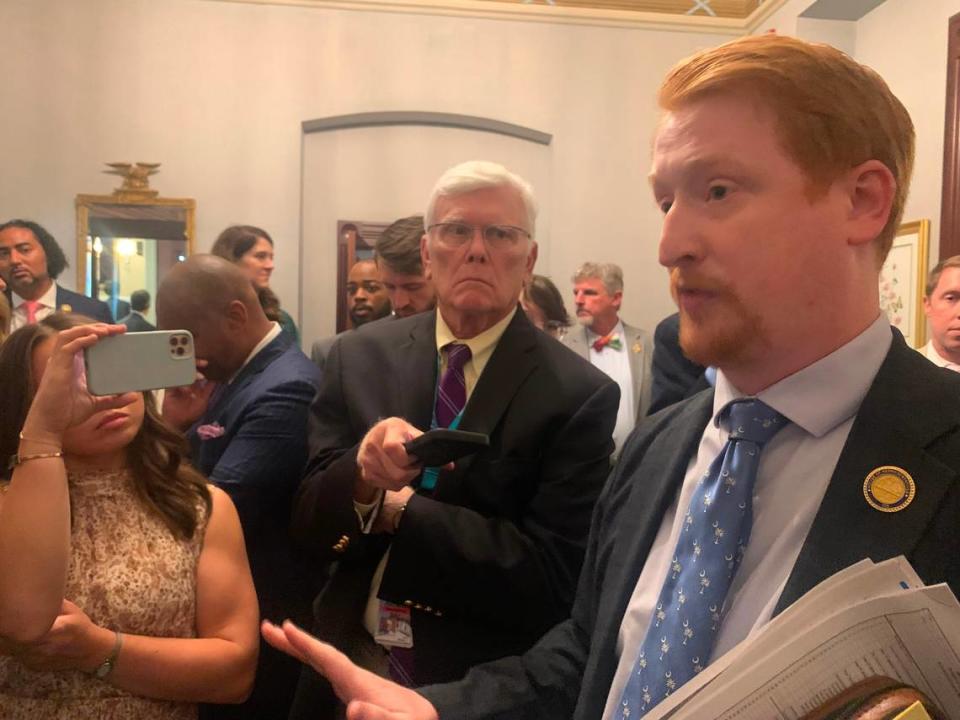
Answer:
[{"xmin": 0, "ymin": 315, "xmax": 259, "ymax": 719}]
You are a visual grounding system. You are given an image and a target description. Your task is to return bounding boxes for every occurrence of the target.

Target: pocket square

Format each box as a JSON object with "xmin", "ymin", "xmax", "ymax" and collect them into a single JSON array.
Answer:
[{"xmin": 196, "ymin": 423, "xmax": 226, "ymax": 440}]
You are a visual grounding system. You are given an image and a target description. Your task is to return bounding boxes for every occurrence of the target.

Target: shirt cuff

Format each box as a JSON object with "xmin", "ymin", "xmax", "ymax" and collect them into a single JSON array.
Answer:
[{"xmin": 354, "ymin": 489, "xmax": 385, "ymax": 534}]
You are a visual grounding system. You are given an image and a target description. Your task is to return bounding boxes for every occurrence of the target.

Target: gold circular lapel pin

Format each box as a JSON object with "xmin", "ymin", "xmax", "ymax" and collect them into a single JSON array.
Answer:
[{"xmin": 863, "ymin": 466, "xmax": 915, "ymax": 513}]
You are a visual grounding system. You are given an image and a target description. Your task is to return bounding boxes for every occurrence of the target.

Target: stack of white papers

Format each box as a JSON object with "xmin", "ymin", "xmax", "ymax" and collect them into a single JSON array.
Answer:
[{"xmin": 642, "ymin": 557, "xmax": 960, "ymax": 719}]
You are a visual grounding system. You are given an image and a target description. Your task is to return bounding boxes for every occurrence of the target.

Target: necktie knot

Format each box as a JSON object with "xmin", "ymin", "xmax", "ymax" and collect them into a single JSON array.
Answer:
[
  {"xmin": 21, "ymin": 299, "xmax": 40, "ymax": 324},
  {"xmin": 444, "ymin": 342, "xmax": 472, "ymax": 372},
  {"xmin": 723, "ymin": 399, "xmax": 787, "ymax": 446}
]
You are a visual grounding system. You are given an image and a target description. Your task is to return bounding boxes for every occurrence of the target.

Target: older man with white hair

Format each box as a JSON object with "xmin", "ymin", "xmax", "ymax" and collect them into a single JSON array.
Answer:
[{"xmin": 288, "ymin": 160, "xmax": 619, "ymax": 717}]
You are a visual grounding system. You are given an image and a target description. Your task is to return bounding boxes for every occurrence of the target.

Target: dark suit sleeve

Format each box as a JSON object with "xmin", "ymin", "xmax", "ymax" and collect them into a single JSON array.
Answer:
[
  {"xmin": 207, "ymin": 377, "xmax": 317, "ymax": 538},
  {"xmin": 381, "ymin": 379, "xmax": 619, "ymax": 634},
  {"xmin": 93, "ymin": 299, "xmax": 114, "ymax": 324},
  {"xmin": 419, "ymin": 450, "xmax": 620, "ymax": 720},
  {"xmin": 648, "ymin": 314, "xmax": 705, "ymax": 416},
  {"xmin": 291, "ymin": 339, "xmax": 367, "ymax": 559}
]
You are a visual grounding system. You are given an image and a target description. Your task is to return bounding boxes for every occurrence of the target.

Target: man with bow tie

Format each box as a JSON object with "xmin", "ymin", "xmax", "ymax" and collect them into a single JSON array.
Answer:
[{"xmin": 563, "ymin": 262, "xmax": 652, "ymax": 454}]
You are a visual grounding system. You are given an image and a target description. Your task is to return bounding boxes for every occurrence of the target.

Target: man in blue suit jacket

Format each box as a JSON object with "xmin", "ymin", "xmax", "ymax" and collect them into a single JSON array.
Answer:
[
  {"xmin": 261, "ymin": 34, "xmax": 960, "ymax": 720},
  {"xmin": 0, "ymin": 219, "xmax": 112, "ymax": 328},
  {"xmin": 157, "ymin": 254, "xmax": 320, "ymax": 720}
]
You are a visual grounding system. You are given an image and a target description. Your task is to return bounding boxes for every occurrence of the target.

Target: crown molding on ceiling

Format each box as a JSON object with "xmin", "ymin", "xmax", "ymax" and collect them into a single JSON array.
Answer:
[{"xmin": 204, "ymin": 0, "xmax": 788, "ymax": 34}]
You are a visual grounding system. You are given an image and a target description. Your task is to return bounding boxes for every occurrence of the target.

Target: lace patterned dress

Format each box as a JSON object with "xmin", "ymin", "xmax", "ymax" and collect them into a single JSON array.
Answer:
[{"xmin": 0, "ymin": 468, "xmax": 208, "ymax": 719}]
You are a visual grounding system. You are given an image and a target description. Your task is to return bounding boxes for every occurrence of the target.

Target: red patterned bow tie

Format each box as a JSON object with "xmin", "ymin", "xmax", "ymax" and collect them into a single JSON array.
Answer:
[{"xmin": 592, "ymin": 332, "xmax": 622, "ymax": 352}]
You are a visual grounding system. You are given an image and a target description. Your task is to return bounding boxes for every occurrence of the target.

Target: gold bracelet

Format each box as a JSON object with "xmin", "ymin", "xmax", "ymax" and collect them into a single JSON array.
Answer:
[
  {"xmin": 8, "ymin": 450, "xmax": 65, "ymax": 470},
  {"xmin": 18, "ymin": 431, "xmax": 62, "ymax": 449}
]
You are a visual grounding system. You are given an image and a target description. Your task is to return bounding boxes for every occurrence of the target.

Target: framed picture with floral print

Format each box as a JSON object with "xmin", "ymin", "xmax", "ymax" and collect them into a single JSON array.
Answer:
[{"xmin": 880, "ymin": 219, "xmax": 929, "ymax": 348}]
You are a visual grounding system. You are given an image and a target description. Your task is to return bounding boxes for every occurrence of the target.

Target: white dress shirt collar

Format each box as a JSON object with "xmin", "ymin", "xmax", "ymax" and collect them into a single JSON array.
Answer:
[
  {"xmin": 922, "ymin": 339, "xmax": 960, "ymax": 370},
  {"xmin": 10, "ymin": 282, "xmax": 58, "ymax": 330},
  {"xmin": 227, "ymin": 322, "xmax": 282, "ymax": 385},
  {"xmin": 11, "ymin": 281, "xmax": 57, "ymax": 312},
  {"xmin": 713, "ymin": 313, "xmax": 893, "ymax": 438}
]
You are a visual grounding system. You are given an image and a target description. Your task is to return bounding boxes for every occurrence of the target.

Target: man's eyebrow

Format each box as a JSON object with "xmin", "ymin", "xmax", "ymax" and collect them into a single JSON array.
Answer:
[{"xmin": 649, "ymin": 155, "xmax": 751, "ymax": 185}]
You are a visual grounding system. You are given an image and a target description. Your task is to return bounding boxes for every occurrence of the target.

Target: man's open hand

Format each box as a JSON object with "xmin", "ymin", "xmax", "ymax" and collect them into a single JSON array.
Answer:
[{"xmin": 262, "ymin": 620, "xmax": 440, "ymax": 720}]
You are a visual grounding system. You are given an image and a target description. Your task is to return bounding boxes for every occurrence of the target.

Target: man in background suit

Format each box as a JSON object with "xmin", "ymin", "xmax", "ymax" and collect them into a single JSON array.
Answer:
[
  {"xmin": 647, "ymin": 311, "xmax": 709, "ymax": 414},
  {"xmin": 120, "ymin": 289, "xmax": 156, "ymax": 332},
  {"xmin": 157, "ymin": 255, "xmax": 320, "ymax": 720},
  {"xmin": 563, "ymin": 261, "xmax": 652, "ymax": 454},
  {"xmin": 920, "ymin": 255, "xmax": 960, "ymax": 371},
  {"xmin": 0, "ymin": 219, "xmax": 112, "ymax": 328},
  {"xmin": 375, "ymin": 214, "xmax": 436, "ymax": 319},
  {"xmin": 287, "ymin": 160, "xmax": 618, "ymax": 717},
  {"xmin": 311, "ymin": 259, "xmax": 392, "ymax": 369},
  {"xmin": 263, "ymin": 34, "xmax": 960, "ymax": 720}
]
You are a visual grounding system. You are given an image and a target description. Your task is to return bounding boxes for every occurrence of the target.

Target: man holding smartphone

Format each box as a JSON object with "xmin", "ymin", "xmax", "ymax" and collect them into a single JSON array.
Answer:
[
  {"xmin": 267, "ymin": 34, "xmax": 960, "ymax": 720},
  {"xmin": 288, "ymin": 161, "xmax": 619, "ymax": 718},
  {"xmin": 156, "ymin": 255, "xmax": 320, "ymax": 720}
]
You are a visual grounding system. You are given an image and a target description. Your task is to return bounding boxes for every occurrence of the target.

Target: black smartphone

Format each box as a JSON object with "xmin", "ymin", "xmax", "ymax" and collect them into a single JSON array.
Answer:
[{"xmin": 403, "ymin": 428, "xmax": 490, "ymax": 467}]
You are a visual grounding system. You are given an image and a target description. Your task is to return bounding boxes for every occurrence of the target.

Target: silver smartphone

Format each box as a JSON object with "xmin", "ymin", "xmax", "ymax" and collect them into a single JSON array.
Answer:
[{"xmin": 83, "ymin": 330, "xmax": 196, "ymax": 396}]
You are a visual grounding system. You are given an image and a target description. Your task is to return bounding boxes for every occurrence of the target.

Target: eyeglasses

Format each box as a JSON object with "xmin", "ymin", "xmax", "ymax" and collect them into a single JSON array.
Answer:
[{"xmin": 427, "ymin": 222, "xmax": 531, "ymax": 249}]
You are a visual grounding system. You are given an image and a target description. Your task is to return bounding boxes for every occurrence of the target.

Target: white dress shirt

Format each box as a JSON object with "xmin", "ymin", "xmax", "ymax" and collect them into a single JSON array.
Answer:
[
  {"xmin": 10, "ymin": 282, "xmax": 57, "ymax": 331},
  {"xmin": 602, "ymin": 313, "xmax": 892, "ymax": 719},
  {"xmin": 587, "ymin": 320, "xmax": 636, "ymax": 454},
  {"xmin": 920, "ymin": 340, "xmax": 960, "ymax": 372}
]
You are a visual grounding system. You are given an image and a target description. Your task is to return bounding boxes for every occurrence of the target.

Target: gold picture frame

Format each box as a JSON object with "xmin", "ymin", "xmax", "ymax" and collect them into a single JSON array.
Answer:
[{"xmin": 880, "ymin": 219, "xmax": 929, "ymax": 348}]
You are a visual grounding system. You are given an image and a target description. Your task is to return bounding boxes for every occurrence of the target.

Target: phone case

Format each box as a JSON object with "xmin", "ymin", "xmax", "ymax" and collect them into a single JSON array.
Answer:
[
  {"xmin": 403, "ymin": 429, "xmax": 490, "ymax": 466},
  {"xmin": 84, "ymin": 330, "xmax": 196, "ymax": 396}
]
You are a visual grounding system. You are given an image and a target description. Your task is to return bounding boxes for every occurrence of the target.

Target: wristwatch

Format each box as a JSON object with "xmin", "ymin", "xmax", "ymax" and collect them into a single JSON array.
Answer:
[{"xmin": 93, "ymin": 631, "xmax": 123, "ymax": 679}]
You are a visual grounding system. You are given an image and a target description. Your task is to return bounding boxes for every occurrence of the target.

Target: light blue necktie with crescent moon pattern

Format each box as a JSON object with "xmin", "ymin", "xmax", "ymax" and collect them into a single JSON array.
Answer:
[{"xmin": 618, "ymin": 398, "xmax": 788, "ymax": 718}]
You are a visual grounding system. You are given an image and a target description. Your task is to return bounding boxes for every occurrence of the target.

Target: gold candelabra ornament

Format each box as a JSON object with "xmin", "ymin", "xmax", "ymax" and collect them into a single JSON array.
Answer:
[{"xmin": 103, "ymin": 162, "xmax": 162, "ymax": 199}]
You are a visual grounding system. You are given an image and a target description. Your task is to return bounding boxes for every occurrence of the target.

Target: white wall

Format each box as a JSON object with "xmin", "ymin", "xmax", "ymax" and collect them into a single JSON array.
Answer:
[
  {"xmin": 854, "ymin": 0, "xmax": 960, "ymax": 262},
  {"xmin": 3, "ymin": 0, "xmax": 959, "ymax": 347},
  {"xmin": 0, "ymin": 0, "xmax": 731, "ymax": 347}
]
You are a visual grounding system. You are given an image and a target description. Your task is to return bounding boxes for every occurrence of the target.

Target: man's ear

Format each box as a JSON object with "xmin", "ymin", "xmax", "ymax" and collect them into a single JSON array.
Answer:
[
  {"xmin": 225, "ymin": 299, "xmax": 248, "ymax": 327},
  {"xmin": 525, "ymin": 241, "xmax": 539, "ymax": 278},
  {"xmin": 844, "ymin": 159, "xmax": 896, "ymax": 248},
  {"xmin": 421, "ymin": 234, "xmax": 433, "ymax": 281},
  {"xmin": 612, "ymin": 290, "xmax": 623, "ymax": 311}
]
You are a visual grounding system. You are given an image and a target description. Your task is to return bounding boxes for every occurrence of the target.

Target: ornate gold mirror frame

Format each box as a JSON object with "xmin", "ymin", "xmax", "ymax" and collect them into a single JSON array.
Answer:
[{"xmin": 75, "ymin": 164, "xmax": 195, "ymax": 323}]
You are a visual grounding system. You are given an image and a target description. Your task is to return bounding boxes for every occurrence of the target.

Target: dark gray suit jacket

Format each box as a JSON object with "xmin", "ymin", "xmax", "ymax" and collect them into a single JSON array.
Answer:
[{"xmin": 423, "ymin": 329, "xmax": 960, "ymax": 719}]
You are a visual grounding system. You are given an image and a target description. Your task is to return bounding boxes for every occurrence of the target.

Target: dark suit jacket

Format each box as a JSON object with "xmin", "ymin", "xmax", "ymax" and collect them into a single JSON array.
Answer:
[
  {"xmin": 189, "ymin": 333, "xmax": 320, "ymax": 719},
  {"xmin": 120, "ymin": 311, "xmax": 155, "ymax": 332},
  {"xmin": 292, "ymin": 309, "xmax": 620, "ymax": 685},
  {"xmin": 647, "ymin": 312, "xmax": 709, "ymax": 415},
  {"xmin": 54, "ymin": 285, "xmax": 113, "ymax": 323},
  {"xmin": 423, "ymin": 329, "xmax": 960, "ymax": 719}
]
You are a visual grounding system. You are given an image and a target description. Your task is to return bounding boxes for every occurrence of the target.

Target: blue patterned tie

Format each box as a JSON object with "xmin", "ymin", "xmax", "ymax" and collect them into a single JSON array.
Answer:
[{"xmin": 618, "ymin": 399, "xmax": 788, "ymax": 718}]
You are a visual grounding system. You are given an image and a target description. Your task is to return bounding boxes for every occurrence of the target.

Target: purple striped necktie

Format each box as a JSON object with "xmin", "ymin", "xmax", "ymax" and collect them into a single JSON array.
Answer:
[{"xmin": 436, "ymin": 343, "xmax": 471, "ymax": 428}]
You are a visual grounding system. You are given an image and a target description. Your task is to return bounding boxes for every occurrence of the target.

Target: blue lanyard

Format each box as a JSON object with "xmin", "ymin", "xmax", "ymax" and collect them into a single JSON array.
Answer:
[{"xmin": 419, "ymin": 353, "xmax": 465, "ymax": 490}]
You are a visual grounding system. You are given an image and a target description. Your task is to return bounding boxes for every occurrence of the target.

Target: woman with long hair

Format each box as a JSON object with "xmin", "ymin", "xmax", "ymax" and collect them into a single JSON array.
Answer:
[
  {"xmin": 521, "ymin": 274, "xmax": 571, "ymax": 339},
  {"xmin": 211, "ymin": 225, "xmax": 299, "ymax": 342},
  {"xmin": 0, "ymin": 315, "xmax": 259, "ymax": 719}
]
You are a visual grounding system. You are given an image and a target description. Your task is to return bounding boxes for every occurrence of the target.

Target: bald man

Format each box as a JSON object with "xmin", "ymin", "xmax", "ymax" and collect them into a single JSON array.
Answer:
[{"xmin": 157, "ymin": 255, "xmax": 320, "ymax": 720}]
